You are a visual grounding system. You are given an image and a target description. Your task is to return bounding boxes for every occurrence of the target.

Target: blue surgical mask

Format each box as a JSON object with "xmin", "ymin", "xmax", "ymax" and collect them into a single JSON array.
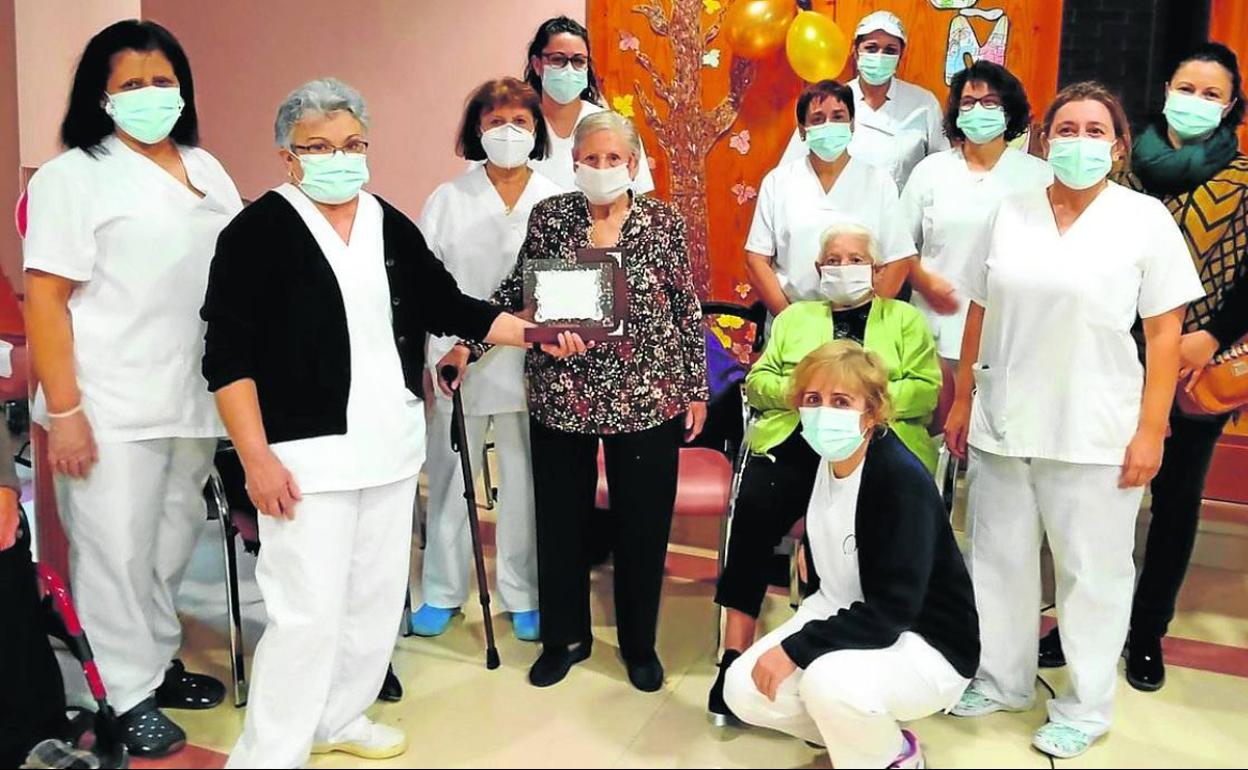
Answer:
[
  {"xmin": 1163, "ymin": 91, "xmax": 1227, "ymax": 141},
  {"xmin": 104, "ymin": 85, "xmax": 184, "ymax": 145},
  {"xmin": 1047, "ymin": 137, "xmax": 1113, "ymax": 190},
  {"xmin": 542, "ymin": 65, "xmax": 589, "ymax": 105},
  {"xmin": 805, "ymin": 122, "xmax": 853, "ymax": 162},
  {"xmin": 857, "ymin": 53, "xmax": 900, "ymax": 86},
  {"xmin": 799, "ymin": 406, "xmax": 867, "ymax": 462},
  {"xmin": 296, "ymin": 151, "xmax": 370, "ymax": 205},
  {"xmin": 956, "ymin": 104, "xmax": 1008, "ymax": 145}
]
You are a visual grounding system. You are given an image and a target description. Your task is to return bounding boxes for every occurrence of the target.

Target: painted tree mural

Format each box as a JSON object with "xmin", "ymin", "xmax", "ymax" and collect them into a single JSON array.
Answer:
[{"xmin": 631, "ymin": 0, "xmax": 756, "ymax": 298}]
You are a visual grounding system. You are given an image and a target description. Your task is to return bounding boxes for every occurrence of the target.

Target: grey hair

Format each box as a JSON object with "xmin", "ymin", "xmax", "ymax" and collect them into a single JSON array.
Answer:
[
  {"xmin": 573, "ymin": 110, "xmax": 641, "ymax": 158},
  {"xmin": 274, "ymin": 78, "xmax": 370, "ymax": 148},
  {"xmin": 819, "ymin": 221, "xmax": 881, "ymax": 264}
]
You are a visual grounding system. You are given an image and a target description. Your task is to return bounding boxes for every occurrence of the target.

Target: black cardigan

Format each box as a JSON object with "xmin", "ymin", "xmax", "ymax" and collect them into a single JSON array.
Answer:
[
  {"xmin": 782, "ymin": 430, "xmax": 981, "ymax": 679},
  {"xmin": 200, "ymin": 191, "xmax": 501, "ymax": 444}
]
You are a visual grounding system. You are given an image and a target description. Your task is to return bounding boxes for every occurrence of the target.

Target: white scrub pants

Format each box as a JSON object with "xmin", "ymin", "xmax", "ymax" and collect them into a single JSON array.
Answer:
[
  {"xmin": 965, "ymin": 448, "xmax": 1144, "ymax": 737},
  {"xmin": 421, "ymin": 409, "xmax": 536, "ymax": 612},
  {"xmin": 723, "ymin": 604, "xmax": 969, "ymax": 768},
  {"xmin": 55, "ymin": 437, "xmax": 217, "ymax": 715},
  {"xmin": 226, "ymin": 474, "xmax": 418, "ymax": 769}
]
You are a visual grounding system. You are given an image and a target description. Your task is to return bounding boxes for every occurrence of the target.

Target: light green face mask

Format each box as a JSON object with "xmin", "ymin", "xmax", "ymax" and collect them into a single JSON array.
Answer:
[
  {"xmin": 296, "ymin": 151, "xmax": 370, "ymax": 205},
  {"xmin": 542, "ymin": 65, "xmax": 588, "ymax": 105},
  {"xmin": 105, "ymin": 85, "xmax": 184, "ymax": 145},
  {"xmin": 804, "ymin": 122, "xmax": 853, "ymax": 162},
  {"xmin": 1163, "ymin": 91, "xmax": 1227, "ymax": 141},
  {"xmin": 1047, "ymin": 137, "xmax": 1114, "ymax": 190},
  {"xmin": 857, "ymin": 53, "xmax": 900, "ymax": 86},
  {"xmin": 956, "ymin": 105, "xmax": 1008, "ymax": 145}
]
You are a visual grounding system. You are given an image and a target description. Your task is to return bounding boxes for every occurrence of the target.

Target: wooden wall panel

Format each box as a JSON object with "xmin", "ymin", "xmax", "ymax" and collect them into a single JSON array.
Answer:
[{"xmin": 1210, "ymin": 0, "xmax": 1248, "ymax": 152}]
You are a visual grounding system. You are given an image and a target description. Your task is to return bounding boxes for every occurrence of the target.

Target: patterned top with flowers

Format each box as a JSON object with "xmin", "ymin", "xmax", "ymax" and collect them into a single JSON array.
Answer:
[{"xmin": 466, "ymin": 192, "xmax": 709, "ymax": 435}]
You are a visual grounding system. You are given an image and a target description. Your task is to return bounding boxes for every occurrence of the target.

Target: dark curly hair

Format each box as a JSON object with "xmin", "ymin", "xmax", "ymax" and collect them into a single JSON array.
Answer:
[
  {"xmin": 1168, "ymin": 42, "xmax": 1246, "ymax": 129},
  {"xmin": 942, "ymin": 60, "xmax": 1031, "ymax": 143}
]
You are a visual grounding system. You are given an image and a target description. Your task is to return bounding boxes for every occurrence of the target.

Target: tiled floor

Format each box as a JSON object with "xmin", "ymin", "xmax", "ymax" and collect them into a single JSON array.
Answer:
[{"xmin": 109, "ymin": 499, "xmax": 1248, "ymax": 769}]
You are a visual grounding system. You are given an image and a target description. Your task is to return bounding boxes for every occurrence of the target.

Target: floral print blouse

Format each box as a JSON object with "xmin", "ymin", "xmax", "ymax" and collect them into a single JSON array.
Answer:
[{"xmin": 467, "ymin": 191, "xmax": 709, "ymax": 435}]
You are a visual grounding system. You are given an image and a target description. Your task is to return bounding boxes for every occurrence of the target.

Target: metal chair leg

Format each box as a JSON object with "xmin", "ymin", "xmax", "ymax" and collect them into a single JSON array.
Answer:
[
  {"xmin": 402, "ymin": 586, "xmax": 414, "ymax": 637},
  {"xmin": 209, "ymin": 472, "xmax": 248, "ymax": 707},
  {"xmin": 788, "ymin": 545, "xmax": 801, "ymax": 610},
  {"xmin": 481, "ymin": 441, "xmax": 496, "ymax": 510}
]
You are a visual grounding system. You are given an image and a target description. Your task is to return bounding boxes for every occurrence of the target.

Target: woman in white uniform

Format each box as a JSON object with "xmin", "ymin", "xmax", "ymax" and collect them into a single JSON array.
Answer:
[
  {"xmin": 901, "ymin": 60, "xmax": 1053, "ymax": 363},
  {"xmin": 746, "ymin": 79, "xmax": 917, "ymax": 316},
  {"xmin": 724, "ymin": 340, "xmax": 979, "ymax": 770},
  {"xmin": 523, "ymin": 15, "xmax": 655, "ymax": 194},
  {"xmin": 203, "ymin": 78, "xmax": 582, "ymax": 769},
  {"xmin": 23, "ymin": 21, "xmax": 241, "ymax": 759},
  {"xmin": 412, "ymin": 77, "xmax": 563, "ymax": 641},
  {"xmin": 944, "ymin": 82, "xmax": 1205, "ymax": 759},
  {"xmin": 779, "ymin": 11, "xmax": 947, "ymax": 192}
]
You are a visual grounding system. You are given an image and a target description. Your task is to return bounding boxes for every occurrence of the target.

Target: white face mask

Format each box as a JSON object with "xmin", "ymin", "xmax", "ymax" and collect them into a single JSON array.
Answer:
[
  {"xmin": 818, "ymin": 264, "xmax": 874, "ymax": 307},
  {"xmin": 575, "ymin": 163, "xmax": 632, "ymax": 205},
  {"xmin": 481, "ymin": 123, "xmax": 536, "ymax": 169}
]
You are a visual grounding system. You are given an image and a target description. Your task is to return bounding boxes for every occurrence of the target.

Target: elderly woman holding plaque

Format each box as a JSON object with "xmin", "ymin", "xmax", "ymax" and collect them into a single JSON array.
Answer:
[{"xmin": 440, "ymin": 110, "xmax": 709, "ymax": 693}]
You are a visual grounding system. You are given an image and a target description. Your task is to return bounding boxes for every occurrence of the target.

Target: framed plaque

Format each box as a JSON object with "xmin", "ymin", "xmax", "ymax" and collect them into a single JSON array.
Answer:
[{"xmin": 522, "ymin": 247, "xmax": 630, "ymax": 343}]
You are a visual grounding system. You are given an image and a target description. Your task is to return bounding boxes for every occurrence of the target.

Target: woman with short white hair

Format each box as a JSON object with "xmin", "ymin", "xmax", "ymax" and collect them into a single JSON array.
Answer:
[
  {"xmin": 442, "ymin": 109, "xmax": 709, "ymax": 692},
  {"xmin": 204, "ymin": 77, "xmax": 580, "ymax": 768},
  {"xmin": 709, "ymin": 219, "xmax": 942, "ymax": 724}
]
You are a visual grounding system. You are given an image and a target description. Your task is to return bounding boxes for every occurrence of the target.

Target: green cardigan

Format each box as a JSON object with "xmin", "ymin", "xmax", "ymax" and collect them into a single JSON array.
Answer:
[{"xmin": 745, "ymin": 298, "xmax": 942, "ymax": 471}]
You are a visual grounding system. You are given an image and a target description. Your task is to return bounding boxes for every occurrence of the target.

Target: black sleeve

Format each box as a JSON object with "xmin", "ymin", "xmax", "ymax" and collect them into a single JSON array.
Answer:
[
  {"xmin": 1202, "ymin": 271, "xmax": 1248, "ymax": 349},
  {"xmin": 780, "ymin": 471, "xmax": 941, "ymax": 669},
  {"xmin": 404, "ymin": 218, "xmax": 502, "ymax": 341},
  {"xmin": 200, "ymin": 221, "xmax": 262, "ymax": 392}
]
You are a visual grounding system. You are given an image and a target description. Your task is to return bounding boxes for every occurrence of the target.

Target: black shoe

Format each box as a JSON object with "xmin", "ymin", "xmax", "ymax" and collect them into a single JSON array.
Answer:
[
  {"xmin": 1126, "ymin": 633, "xmax": 1165, "ymax": 692},
  {"xmin": 529, "ymin": 641, "xmax": 592, "ymax": 687},
  {"xmin": 1038, "ymin": 627, "xmax": 1066, "ymax": 669},
  {"xmin": 624, "ymin": 652, "xmax": 665, "ymax": 693},
  {"xmin": 155, "ymin": 659, "xmax": 226, "ymax": 710},
  {"xmin": 119, "ymin": 697, "xmax": 186, "ymax": 758},
  {"xmin": 377, "ymin": 663, "xmax": 403, "ymax": 702},
  {"xmin": 708, "ymin": 649, "xmax": 742, "ymax": 726}
]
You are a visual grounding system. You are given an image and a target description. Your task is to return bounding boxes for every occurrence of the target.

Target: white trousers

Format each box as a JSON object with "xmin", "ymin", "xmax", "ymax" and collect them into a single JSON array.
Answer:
[
  {"xmin": 723, "ymin": 605, "xmax": 969, "ymax": 768},
  {"xmin": 226, "ymin": 474, "xmax": 418, "ymax": 769},
  {"xmin": 965, "ymin": 448, "xmax": 1144, "ymax": 737},
  {"xmin": 55, "ymin": 437, "xmax": 217, "ymax": 714},
  {"xmin": 422, "ymin": 409, "xmax": 536, "ymax": 612}
]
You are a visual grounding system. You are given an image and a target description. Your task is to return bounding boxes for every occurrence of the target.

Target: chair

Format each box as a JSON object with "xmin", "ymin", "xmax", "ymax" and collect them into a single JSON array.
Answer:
[
  {"xmin": 204, "ymin": 444, "xmax": 417, "ymax": 707},
  {"xmin": 930, "ymin": 358, "xmax": 960, "ymax": 516}
]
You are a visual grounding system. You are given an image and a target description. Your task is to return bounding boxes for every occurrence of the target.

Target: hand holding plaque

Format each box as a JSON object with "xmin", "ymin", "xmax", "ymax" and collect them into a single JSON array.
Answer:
[{"xmin": 522, "ymin": 247, "xmax": 630, "ymax": 344}]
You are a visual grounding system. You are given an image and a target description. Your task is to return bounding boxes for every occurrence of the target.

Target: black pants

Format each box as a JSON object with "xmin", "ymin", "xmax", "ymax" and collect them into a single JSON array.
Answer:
[
  {"xmin": 531, "ymin": 416, "xmax": 682, "ymax": 660},
  {"xmin": 714, "ymin": 431, "xmax": 820, "ymax": 620},
  {"xmin": 0, "ymin": 518, "xmax": 69, "ymax": 767},
  {"xmin": 1131, "ymin": 407, "xmax": 1232, "ymax": 639}
]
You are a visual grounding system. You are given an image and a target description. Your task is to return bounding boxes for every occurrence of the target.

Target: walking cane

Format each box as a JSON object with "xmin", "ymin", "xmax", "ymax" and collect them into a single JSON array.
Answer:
[{"xmin": 440, "ymin": 364, "xmax": 501, "ymax": 670}]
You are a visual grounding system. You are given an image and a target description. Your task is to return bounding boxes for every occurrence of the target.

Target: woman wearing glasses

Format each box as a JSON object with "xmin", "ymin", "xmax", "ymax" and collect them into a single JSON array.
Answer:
[
  {"xmin": 900, "ymin": 61, "xmax": 1052, "ymax": 366},
  {"xmin": 523, "ymin": 15, "xmax": 655, "ymax": 194},
  {"xmin": 780, "ymin": 11, "xmax": 946, "ymax": 192},
  {"xmin": 203, "ymin": 78, "xmax": 582, "ymax": 768}
]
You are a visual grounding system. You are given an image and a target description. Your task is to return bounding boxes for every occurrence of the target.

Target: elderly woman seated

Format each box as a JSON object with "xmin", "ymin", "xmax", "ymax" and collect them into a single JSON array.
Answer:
[
  {"xmin": 441, "ymin": 110, "xmax": 709, "ymax": 693},
  {"xmin": 201, "ymin": 77, "xmax": 579, "ymax": 769},
  {"xmin": 709, "ymin": 220, "xmax": 942, "ymax": 723}
]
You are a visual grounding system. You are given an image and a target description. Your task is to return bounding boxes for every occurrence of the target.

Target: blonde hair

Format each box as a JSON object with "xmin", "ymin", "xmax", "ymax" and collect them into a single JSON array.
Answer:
[
  {"xmin": 791, "ymin": 340, "xmax": 893, "ymax": 425},
  {"xmin": 818, "ymin": 221, "xmax": 881, "ymax": 265}
]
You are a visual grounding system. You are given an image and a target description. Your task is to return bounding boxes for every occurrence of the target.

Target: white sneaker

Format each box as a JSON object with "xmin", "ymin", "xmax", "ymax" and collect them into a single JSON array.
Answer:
[
  {"xmin": 312, "ymin": 718, "xmax": 407, "ymax": 760},
  {"xmin": 949, "ymin": 686, "xmax": 1017, "ymax": 718}
]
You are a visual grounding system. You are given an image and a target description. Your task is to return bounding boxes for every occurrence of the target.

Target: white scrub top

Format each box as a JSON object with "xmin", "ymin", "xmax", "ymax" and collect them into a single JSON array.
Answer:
[
  {"xmin": 268, "ymin": 185, "xmax": 425, "ymax": 494},
  {"xmin": 23, "ymin": 134, "xmax": 242, "ymax": 442},
  {"xmin": 781, "ymin": 78, "xmax": 948, "ymax": 191},
  {"xmin": 529, "ymin": 100, "xmax": 656, "ymax": 194},
  {"xmin": 965, "ymin": 182, "xmax": 1204, "ymax": 466},
  {"xmin": 802, "ymin": 459, "xmax": 865, "ymax": 618},
  {"xmin": 420, "ymin": 164, "xmax": 562, "ymax": 416},
  {"xmin": 746, "ymin": 155, "xmax": 916, "ymax": 302},
  {"xmin": 900, "ymin": 147, "xmax": 1053, "ymax": 359}
]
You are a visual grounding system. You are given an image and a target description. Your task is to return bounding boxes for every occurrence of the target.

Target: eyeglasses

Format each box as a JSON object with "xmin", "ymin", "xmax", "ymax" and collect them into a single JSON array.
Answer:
[
  {"xmin": 291, "ymin": 139, "xmax": 370, "ymax": 156},
  {"xmin": 959, "ymin": 95, "xmax": 1003, "ymax": 111},
  {"xmin": 541, "ymin": 52, "xmax": 590, "ymax": 70}
]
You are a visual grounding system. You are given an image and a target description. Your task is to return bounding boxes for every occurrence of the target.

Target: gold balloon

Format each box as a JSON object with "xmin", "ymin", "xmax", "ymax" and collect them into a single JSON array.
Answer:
[
  {"xmin": 724, "ymin": 0, "xmax": 797, "ymax": 60},
  {"xmin": 785, "ymin": 10, "xmax": 850, "ymax": 83}
]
